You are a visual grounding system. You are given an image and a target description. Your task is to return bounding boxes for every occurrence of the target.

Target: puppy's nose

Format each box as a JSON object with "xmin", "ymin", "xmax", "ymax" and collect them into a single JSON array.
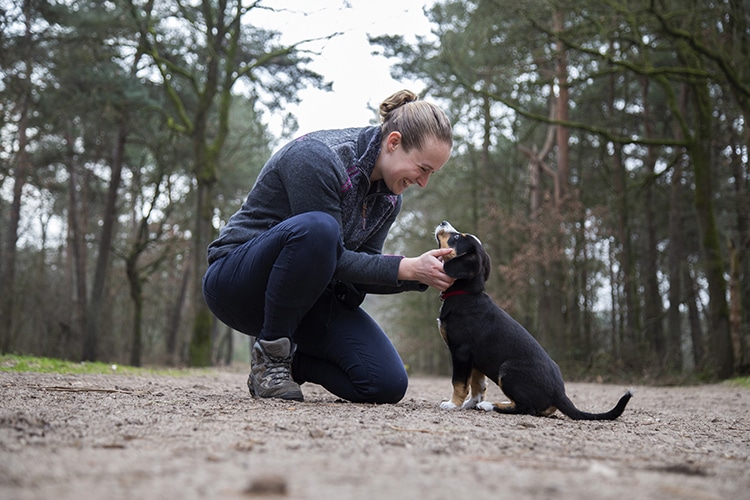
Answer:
[{"xmin": 440, "ymin": 221, "xmax": 450, "ymax": 227}]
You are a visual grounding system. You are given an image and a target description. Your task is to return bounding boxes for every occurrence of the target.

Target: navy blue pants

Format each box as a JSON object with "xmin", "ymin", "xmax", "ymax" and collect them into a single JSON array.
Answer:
[{"xmin": 203, "ymin": 212, "xmax": 408, "ymax": 403}]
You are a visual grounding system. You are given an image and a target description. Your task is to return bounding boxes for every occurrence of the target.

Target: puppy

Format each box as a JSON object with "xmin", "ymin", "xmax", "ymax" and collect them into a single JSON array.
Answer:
[{"xmin": 435, "ymin": 221, "xmax": 632, "ymax": 420}]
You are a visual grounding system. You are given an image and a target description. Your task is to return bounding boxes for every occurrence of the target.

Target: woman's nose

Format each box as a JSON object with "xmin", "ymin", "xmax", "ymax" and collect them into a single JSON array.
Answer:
[{"xmin": 417, "ymin": 172, "xmax": 431, "ymax": 187}]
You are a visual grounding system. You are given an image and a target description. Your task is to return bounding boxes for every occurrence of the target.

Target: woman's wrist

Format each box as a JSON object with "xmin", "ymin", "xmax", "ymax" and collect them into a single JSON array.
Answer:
[{"xmin": 397, "ymin": 256, "xmax": 416, "ymax": 281}]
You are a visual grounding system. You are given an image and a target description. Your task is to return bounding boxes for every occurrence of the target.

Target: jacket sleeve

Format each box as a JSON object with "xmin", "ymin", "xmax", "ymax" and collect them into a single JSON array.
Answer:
[{"xmin": 334, "ymin": 197, "xmax": 427, "ymax": 293}]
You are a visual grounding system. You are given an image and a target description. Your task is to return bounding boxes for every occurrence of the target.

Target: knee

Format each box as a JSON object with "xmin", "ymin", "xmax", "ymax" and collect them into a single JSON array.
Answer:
[
  {"xmin": 306, "ymin": 211, "xmax": 339, "ymax": 235},
  {"xmin": 378, "ymin": 375, "xmax": 408, "ymax": 404},
  {"xmin": 291, "ymin": 212, "xmax": 341, "ymax": 255},
  {"xmin": 294, "ymin": 211, "xmax": 338, "ymax": 237},
  {"xmin": 356, "ymin": 368, "xmax": 408, "ymax": 404}
]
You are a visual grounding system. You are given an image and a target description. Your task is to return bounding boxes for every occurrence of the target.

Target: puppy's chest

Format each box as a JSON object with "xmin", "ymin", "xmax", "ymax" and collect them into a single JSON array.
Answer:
[
  {"xmin": 438, "ymin": 299, "xmax": 489, "ymax": 345},
  {"xmin": 437, "ymin": 303, "xmax": 449, "ymax": 344},
  {"xmin": 437, "ymin": 303, "xmax": 460, "ymax": 344}
]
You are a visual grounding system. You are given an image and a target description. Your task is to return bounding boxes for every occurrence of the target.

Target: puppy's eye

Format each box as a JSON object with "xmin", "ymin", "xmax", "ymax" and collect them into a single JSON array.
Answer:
[{"xmin": 452, "ymin": 234, "xmax": 460, "ymax": 240}]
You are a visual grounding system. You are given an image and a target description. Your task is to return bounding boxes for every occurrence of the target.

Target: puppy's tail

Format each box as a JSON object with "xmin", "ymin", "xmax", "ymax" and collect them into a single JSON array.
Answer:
[{"xmin": 555, "ymin": 390, "xmax": 633, "ymax": 421}]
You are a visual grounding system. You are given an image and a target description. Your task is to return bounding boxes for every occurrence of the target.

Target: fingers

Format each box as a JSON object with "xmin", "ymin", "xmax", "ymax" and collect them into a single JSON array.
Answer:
[
  {"xmin": 421, "ymin": 250, "xmax": 455, "ymax": 291},
  {"xmin": 428, "ymin": 248, "xmax": 453, "ymax": 258}
]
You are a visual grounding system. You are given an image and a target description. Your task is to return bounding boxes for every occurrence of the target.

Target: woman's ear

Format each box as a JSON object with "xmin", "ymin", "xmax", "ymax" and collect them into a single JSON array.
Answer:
[{"xmin": 386, "ymin": 131, "xmax": 402, "ymax": 152}]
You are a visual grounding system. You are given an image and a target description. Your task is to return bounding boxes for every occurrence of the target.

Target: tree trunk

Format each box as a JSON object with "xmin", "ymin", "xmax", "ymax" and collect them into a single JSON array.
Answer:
[
  {"xmin": 189, "ymin": 171, "xmax": 216, "ymax": 367},
  {"xmin": 553, "ymin": 10, "xmax": 569, "ymax": 204},
  {"xmin": 611, "ymin": 141, "xmax": 639, "ymax": 368},
  {"xmin": 729, "ymin": 120, "xmax": 749, "ymax": 372},
  {"xmin": 605, "ymin": 48, "xmax": 638, "ymax": 369},
  {"xmin": 667, "ymin": 83, "xmax": 691, "ymax": 371},
  {"xmin": 684, "ymin": 266, "xmax": 704, "ymax": 370},
  {"xmin": 640, "ymin": 78, "xmax": 665, "ymax": 366},
  {"xmin": 83, "ymin": 125, "xmax": 126, "ymax": 361},
  {"xmin": 126, "ymin": 254, "xmax": 143, "ymax": 367},
  {"xmin": 0, "ymin": 0, "xmax": 32, "ymax": 353},
  {"xmin": 0, "ymin": 97, "xmax": 27, "ymax": 354},
  {"xmin": 728, "ymin": 238, "xmax": 745, "ymax": 371},
  {"xmin": 689, "ymin": 81, "xmax": 733, "ymax": 379},
  {"xmin": 549, "ymin": 10, "xmax": 570, "ymax": 356},
  {"xmin": 66, "ymin": 129, "xmax": 88, "ymax": 358},
  {"xmin": 667, "ymin": 156, "xmax": 686, "ymax": 371},
  {"xmin": 166, "ymin": 258, "xmax": 191, "ymax": 364}
]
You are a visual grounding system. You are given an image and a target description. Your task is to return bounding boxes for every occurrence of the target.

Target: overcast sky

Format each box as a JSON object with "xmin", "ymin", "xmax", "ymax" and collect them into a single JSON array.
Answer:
[{"xmin": 253, "ymin": 0, "xmax": 436, "ymax": 135}]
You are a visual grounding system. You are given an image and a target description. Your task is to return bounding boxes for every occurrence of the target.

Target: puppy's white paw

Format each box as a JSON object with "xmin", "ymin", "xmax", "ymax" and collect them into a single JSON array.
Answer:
[
  {"xmin": 461, "ymin": 395, "xmax": 482, "ymax": 409},
  {"xmin": 440, "ymin": 401, "xmax": 458, "ymax": 410},
  {"xmin": 476, "ymin": 401, "xmax": 494, "ymax": 412}
]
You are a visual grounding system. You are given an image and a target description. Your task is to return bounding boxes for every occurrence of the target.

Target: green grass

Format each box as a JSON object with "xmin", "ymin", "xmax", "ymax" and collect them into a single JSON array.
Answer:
[
  {"xmin": 727, "ymin": 376, "xmax": 750, "ymax": 389},
  {"xmin": 2, "ymin": 354, "xmax": 749, "ymax": 387},
  {"xmin": 0, "ymin": 354, "xmax": 204, "ymax": 377}
]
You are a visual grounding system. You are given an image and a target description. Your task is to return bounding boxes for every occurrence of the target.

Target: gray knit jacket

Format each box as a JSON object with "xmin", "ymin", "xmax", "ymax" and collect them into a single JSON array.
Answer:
[{"xmin": 207, "ymin": 126, "xmax": 426, "ymax": 294}]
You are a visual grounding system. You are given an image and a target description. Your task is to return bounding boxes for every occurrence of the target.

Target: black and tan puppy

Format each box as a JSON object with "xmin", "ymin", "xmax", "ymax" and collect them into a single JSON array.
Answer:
[{"xmin": 435, "ymin": 221, "xmax": 632, "ymax": 420}]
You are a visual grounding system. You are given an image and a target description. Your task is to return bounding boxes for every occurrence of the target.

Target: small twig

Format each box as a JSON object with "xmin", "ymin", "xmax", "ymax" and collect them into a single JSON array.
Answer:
[
  {"xmin": 388, "ymin": 424, "xmax": 443, "ymax": 434},
  {"xmin": 38, "ymin": 386, "xmax": 140, "ymax": 395}
]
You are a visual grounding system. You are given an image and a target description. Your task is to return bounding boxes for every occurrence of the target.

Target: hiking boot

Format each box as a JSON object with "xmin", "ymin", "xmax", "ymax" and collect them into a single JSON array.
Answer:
[{"xmin": 247, "ymin": 338, "xmax": 303, "ymax": 401}]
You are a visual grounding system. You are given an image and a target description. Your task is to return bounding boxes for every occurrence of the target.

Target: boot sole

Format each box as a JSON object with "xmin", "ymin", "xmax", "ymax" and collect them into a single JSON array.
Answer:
[{"xmin": 247, "ymin": 380, "xmax": 304, "ymax": 402}]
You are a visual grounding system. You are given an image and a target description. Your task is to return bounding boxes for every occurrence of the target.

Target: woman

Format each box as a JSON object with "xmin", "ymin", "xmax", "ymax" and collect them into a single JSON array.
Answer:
[{"xmin": 203, "ymin": 89, "xmax": 454, "ymax": 404}]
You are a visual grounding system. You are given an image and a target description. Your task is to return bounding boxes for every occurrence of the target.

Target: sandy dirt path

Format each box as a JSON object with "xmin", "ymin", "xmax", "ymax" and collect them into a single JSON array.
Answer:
[{"xmin": 1, "ymin": 368, "xmax": 748, "ymax": 499}]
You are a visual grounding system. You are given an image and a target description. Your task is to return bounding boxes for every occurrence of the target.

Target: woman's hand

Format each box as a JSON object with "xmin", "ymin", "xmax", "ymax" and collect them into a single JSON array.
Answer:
[{"xmin": 398, "ymin": 248, "xmax": 455, "ymax": 291}]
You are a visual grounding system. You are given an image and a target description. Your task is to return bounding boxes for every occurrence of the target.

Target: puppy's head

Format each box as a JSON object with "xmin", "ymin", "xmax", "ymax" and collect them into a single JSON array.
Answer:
[{"xmin": 434, "ymin": 221, "xmax": 491, "ymax": 281}]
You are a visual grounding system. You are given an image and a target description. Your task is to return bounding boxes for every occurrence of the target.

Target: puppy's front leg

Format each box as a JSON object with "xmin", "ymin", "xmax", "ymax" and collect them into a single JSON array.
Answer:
[
  {"xmin": 440, "ymin": 380, "xmax": 469, "ymax": 410},
  {"xmin": 440, "ymin": 358, "xmax": 472, "ymax": 410},
  {"xmin": 462, "ymin": 368, "xmax": 487, "ymax": 409}
]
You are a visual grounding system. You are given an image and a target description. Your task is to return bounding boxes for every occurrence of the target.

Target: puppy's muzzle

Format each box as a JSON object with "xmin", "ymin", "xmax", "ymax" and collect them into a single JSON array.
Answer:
[{"xmin": 435, "ymin": 221, "xmax": 458, "ymax": 259}]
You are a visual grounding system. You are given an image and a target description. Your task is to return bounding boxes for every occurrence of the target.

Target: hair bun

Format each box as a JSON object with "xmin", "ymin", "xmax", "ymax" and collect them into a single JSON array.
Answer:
[
  {"xmin": 379, "ymin": 89, "xmax": 419, "ymax": 122},
  {"xmin": 378, "ymin": 89, "xmax": 452, "ymax": 153}
]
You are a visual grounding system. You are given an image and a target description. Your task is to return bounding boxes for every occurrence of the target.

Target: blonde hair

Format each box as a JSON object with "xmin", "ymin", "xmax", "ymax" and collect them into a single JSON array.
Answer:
[{"xmin": 379, "ymin": 90, "xmax": 453, "ymax": 152}]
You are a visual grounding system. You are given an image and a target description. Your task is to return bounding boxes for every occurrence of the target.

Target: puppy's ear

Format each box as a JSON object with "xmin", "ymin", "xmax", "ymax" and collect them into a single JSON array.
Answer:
[
  {"xmin": 443, "ymin": 250, "xmax": 481, "ymax": 279},
  {"xmin": 443, "ymin": 241, "xmax": 492, "ymax": 281},
  {"xmin": 481, "ymin": 247, "xmax": 491, "ymax": 282}
]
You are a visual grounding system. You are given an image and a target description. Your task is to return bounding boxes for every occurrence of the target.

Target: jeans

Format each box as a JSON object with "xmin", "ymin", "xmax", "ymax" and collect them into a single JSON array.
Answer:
[{"xmin": 203, "ymin": 212, "xmax": 408, "ymax": 403}]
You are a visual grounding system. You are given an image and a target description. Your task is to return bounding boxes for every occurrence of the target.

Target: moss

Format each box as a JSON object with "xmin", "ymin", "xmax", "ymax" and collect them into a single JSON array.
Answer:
[
  {"xmin": 189, "ymin": 310, "xmax": 214, "ymax": 367},
  {"xmin": 0, "ymin": 354, "xmax": 205, "ymax": 377},
  {"xmin": 726, "ymin": 376, "xmax": 750, "ymax": 389}
]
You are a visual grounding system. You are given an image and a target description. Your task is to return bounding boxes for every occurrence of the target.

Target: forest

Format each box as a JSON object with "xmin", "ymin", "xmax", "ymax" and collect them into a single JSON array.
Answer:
[{"xmin": 1, "ymin": 0, "xmax": 748, "ymax": 382}]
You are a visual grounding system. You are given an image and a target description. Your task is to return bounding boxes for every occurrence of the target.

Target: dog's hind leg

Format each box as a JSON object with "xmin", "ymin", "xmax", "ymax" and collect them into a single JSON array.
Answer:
[
  {"xmin": 477, "ymin": 400, "xmax": 522, "ymax": 413},
  {"xmin": 462, "ymin": 369, "xmax": 487, "ymax": 409},
  {"xmin": 475, "ymin": 378, "xmax": 523, "ymax": 413}
]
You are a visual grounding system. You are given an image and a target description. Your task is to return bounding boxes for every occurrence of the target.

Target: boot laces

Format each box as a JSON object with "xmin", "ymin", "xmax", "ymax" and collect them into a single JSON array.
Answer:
[{"xmin": 264, "ymin": 359, "xmax": 292, "ymax": 382}]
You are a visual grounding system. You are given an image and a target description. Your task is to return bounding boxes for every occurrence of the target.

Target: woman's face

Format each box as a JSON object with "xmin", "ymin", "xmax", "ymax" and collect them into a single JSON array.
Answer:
[{"xmin": 372, "ymin": 131, "xmax": 452, "ymax": 195}]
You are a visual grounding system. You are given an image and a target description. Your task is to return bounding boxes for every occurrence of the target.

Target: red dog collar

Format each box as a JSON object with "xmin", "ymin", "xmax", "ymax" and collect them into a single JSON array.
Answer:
[{"xmin": 440, "ymin": 290, "xmax": 470, "ymax": 301}]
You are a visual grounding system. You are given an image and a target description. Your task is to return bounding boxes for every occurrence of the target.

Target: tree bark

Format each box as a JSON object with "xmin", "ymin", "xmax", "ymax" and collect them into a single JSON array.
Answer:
[
  {"xmin": 126, "ymin": 251, "xmax": 144, "ymax": 367},
  {"xmin": 689, "ymin": 81, "xmax": 733, "ymax": 379},
  {"xmin": 166, "ymin": 259, "xmax": 191, "ymax": 364},
  {"xmin": 82, "ymin": 125, "xmax": 126, "ymax": 361},
  {"xmin": 667, "ymin": 156, "xmax": 686, "ymax": 371},
  {"xmin": 553, "ymin": 10, "xmax": 569, "ymax": 204},
  {"xmin": 0, "ymin": 0, "xmax": 32, "ymax": 353},
  {"xmin": 66, "ymin": 128, "xmax": 88, "ymax": 358},
  {"xmin": 640, "ymin": 78, "xmax": 665, "ymax": 365},
  {"xmin": 684, "ymin": 265, "xmax": 704, "ymax": 370},
  {"xmin": 189, "ymin": 173, "xmax": 216, "ymax": 366}
]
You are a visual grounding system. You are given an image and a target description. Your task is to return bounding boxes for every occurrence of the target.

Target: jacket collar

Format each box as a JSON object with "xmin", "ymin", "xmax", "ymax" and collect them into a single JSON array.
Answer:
[{"xmin": 356, "ymin": 127, "xmax": 396, "ymax": 197}]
